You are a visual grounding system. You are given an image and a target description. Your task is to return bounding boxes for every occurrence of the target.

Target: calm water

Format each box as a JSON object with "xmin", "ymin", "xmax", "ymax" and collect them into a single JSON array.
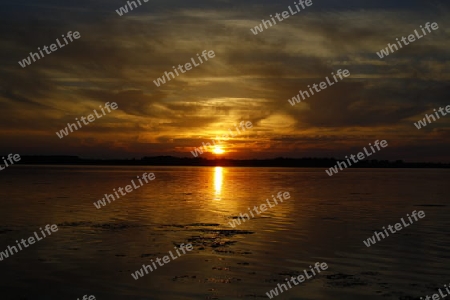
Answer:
[{"xmin": 0, "ymin": 166, "xmax": 449, "ymax": 300}]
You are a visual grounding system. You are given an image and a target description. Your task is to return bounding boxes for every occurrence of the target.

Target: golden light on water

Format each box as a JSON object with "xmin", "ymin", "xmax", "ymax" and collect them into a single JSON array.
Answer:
[{"xmin": 214, "ymin": 166, "xmax": 223, "ymax": 200}]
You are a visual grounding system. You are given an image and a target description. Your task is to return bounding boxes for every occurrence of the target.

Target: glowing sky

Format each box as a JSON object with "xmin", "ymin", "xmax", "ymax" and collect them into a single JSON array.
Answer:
[{"xmin": 1, "ymin": 0, "xmax": 449, "ymax": 161}]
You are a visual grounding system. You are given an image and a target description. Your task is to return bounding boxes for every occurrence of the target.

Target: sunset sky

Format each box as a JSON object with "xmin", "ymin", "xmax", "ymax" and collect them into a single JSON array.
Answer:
[{"xmin": 1, "ymin": 0, "xmax": 449, "ymax": 161}]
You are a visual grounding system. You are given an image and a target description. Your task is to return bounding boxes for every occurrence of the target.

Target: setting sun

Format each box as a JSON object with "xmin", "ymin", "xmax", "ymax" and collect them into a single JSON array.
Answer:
[{"xmin": 212, "ymin": 146, "xmax": 225, "ymax": 154}]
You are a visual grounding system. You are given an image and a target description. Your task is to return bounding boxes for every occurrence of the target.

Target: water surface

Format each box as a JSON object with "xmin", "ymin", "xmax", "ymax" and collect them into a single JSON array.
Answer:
[{"xmin": 0, "ymin": 166, "xmax": 448, "ymax": 299}]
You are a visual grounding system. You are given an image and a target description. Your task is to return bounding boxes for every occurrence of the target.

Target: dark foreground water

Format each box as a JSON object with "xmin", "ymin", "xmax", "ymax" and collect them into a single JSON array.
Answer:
[{"xmin": 0, "ymin": 166, "xmax": 449, "ymax": 300}]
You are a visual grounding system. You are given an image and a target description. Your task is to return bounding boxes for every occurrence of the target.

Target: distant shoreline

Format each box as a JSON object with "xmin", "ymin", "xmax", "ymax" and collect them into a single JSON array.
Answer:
[{"xmin": 9, "ymin": 156, "xmax": 450, "ymax": 168}]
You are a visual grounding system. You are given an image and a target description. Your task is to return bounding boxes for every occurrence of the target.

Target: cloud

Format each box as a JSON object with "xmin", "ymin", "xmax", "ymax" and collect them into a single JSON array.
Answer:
[{"xmin": 0, "ymin": 0, "xmax": 449, "ymax": 160}]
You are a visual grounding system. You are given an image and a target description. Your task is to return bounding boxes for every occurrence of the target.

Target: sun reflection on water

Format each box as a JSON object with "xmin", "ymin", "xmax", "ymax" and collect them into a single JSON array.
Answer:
[{"xmin": 214, "ymin": 167, "xmax": 223, "ymax": 200}]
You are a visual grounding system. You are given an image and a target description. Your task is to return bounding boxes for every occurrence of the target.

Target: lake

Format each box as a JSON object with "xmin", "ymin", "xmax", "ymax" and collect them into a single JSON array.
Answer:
[{"xmin": 0, "ymin": 166, "xmax": 449, "ymax": 299}]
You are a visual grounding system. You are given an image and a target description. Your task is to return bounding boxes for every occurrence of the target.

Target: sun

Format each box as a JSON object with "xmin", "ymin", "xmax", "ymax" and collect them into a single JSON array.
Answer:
[{"xmin": 212, "ymin": 146, "xmax": 225, "ymax": 154}]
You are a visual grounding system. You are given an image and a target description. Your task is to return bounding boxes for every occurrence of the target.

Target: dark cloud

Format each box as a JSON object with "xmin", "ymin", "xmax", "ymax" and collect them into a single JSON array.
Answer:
[{"xmin": 0, "ymin": 0, "xmax": 449, "ymax": 161}]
